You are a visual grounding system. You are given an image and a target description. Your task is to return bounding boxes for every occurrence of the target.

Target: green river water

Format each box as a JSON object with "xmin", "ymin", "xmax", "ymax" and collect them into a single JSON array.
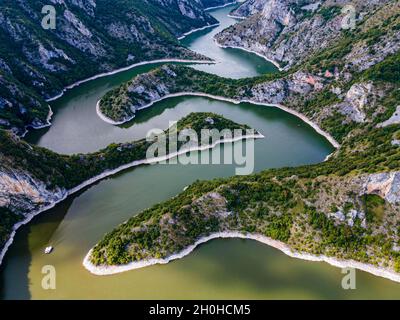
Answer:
[{"xmin": 1, "ymin": 5, "xmax": 400, "ymax": 299}]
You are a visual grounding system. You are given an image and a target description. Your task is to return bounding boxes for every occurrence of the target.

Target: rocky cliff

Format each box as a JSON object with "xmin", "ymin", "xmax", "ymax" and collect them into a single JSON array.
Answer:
[{"xmin": 216, "ymin": 0, "xmax": 396, "ymax": 70}]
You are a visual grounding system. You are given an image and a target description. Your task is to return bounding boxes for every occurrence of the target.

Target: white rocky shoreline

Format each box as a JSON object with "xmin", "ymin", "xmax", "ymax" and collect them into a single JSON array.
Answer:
[
  {"xmin": 178, "ymin": 23, "xmax": 220, "ymax": 40},
  {"xmin": 45, "ymin": 58, "xmax": 215, "ymax": 103},
  {"xmin": 96, "ymin": 92, "xmax": 340, "ymax": 149},
  {"xmin": 204, "ymin": 1, "xmax": 239, "ymax": 11},
  {"xmin": 227, "ymin": 14, "xmax": 246, "ymax": 19},
  {"xmin": 82, "ymin": 231, "xmax": 400, "ymax": 283},
  {"xmin": 0, "ymin": 133, "xmax": 263, "ymax": 266},
  {"xmin": 19, "ymin": 58, "xmax": 214, "ymax": 137},
  {"xmin": 213, "ymin": 39, "xmax": 284, "ymax": 71}
]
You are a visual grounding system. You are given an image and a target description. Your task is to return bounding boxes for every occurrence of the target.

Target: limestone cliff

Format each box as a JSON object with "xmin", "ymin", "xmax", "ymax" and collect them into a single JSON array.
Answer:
[{"xmin": 216, "ymin": 0, "xmax": 397, "ymax": 71}]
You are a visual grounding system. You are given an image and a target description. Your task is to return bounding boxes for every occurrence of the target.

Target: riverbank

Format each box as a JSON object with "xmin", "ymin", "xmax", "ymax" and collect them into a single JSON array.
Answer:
[
  {"xmin": 96, "ymin": 92, "xmax": 340, "ymax": 149},
  {"xmin": 176, "ymin": 1, "xmax": 241, "ymax": 40},
  {"xmin": 82, "ymin": 231, "xmax": 400, "ymax": 283},
  {"xmin": 213, "ymin": 39, "xmax": 284, "ymax": 71},
  {"xmin": 21, "ymin": 105, "xmax": 54, "ymax": 138},
  {"xmin": 96, "ymin": 101, "xmax": 126, "ymax": 125},
  {"xmin": 45, "ymin": 59, "xmax": 215, "ymax": 103},
  {"xmin": 0, "ymin": 133, "xmax": 263, "ymax": 266},
  {"xmin": 177, "ymin": 23, "xmax": 220, "ymax": 40},
  {"xmin": 227, "ymin": 14, "xmax": 246, "ymax": 19},
  {"xmin": 204, "ymin": 1, "xmax": 238, "ymax": 11}
]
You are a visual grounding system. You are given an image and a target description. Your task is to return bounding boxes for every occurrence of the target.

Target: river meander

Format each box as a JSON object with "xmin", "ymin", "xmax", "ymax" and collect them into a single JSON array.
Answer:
[{"xmin": 1, "ymin": 5, "xmax": 400, "ymax": 299}]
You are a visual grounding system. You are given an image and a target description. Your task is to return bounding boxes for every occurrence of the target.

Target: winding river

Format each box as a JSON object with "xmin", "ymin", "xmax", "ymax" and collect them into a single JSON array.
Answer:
[{"xmin": 1, "ymin": 5, "xmax": 400, "ymax": 299}]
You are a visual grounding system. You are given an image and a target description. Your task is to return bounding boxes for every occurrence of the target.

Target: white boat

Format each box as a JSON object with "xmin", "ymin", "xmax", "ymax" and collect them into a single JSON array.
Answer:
[{"xmin": 44, "ymin": 246, "xmax": 53, "ymax": 254}]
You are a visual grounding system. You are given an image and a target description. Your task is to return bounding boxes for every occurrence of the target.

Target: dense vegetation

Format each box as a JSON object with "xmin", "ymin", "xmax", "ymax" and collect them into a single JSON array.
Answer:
[{"xmin": 0, "ymin": 207, "xmax": 22, "ymax": 250}]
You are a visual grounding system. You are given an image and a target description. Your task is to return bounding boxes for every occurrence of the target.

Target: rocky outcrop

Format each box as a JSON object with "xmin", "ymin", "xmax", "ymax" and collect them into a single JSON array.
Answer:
[
  {"xmin": 378, "ymin": 106, "xmax": 400, "ymax": 128},
  {"xmin": 334, "ymin": 82, "xmax": 374, "ymax": 123},
  {"xmin": 229, "ymin": 0, "xmax": 273, "ymax": 18},
  {"xmin": 216, "ymin": 0, "xmax": 342, "ymax": 68},
  {"xmin": 365, "ymin": 172, "xmax": 400, "ymax": 204},
  {"xmin": 0, "ymin": 170, "xmax": 66, "ymax": 212},
  {"xmin": 249, "ymin": 71, "xmax": 325, "ymax": 105}
]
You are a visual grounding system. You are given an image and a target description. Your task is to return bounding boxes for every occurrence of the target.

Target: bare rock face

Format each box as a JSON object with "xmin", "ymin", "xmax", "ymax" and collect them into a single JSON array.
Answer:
[
  {"xmin": 215, "ymin": 0, "xmax": 341, "ymax": 69},
  {"xmin": 378, "ymin": 106, "xmax": 400, "ymax": 128},
  {"xmin": 334, "ymin": 82, "xmax": 373, "ymax": 123},
  {"xmin": 68, "ymin": 0, "xmax": 97, "ymax": 17},
  {"xmin": 249, "ymin": 70, "xmax": 325, "ymax": 105},
  {"xmin": 194, "ymin": 192, "xmax": 231, "ymax": 218},
  {"xmin": 365, "ymin": 172, "xmax": 400, "ymax": 204},
  {"xmin": 0, "ymin": 169, "xmax": 66, "ymax": 215},
  {"xmin": 230, "ymin": 0, "xmax": 282, "ymax": 18},
  {"xmin": 329, "ymin": 208, "xmax": 366, "ymax": 228}
]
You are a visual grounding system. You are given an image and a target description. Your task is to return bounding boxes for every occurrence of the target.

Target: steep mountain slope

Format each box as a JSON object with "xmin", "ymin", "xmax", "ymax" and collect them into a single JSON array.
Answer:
[
  {"xmin": 215, "ymin": 0, "xmax": 395, "ymax": 69},
  {"xmin": 0, "ymin": 0, "xmax": 226, "ymax": 134},
  {"xmin": 229, "ymin": 0, "xmax": 271, "ymax": 17}
]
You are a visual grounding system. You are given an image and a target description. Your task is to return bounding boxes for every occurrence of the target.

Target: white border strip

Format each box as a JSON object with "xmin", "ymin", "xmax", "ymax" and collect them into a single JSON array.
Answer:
[
  {"xmin": 227, "ymin": 14, "xmax": 246, "ymax": 19},
  {"xmin": 21, "ymin": 105, "xmax": 54, "ymax": 137}
]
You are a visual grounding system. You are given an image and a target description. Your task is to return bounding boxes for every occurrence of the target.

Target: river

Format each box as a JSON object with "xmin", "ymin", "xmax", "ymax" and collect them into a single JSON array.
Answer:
[{"xmin": 1, "ymin": 4, "xmax": 399, "ymax": 299}]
